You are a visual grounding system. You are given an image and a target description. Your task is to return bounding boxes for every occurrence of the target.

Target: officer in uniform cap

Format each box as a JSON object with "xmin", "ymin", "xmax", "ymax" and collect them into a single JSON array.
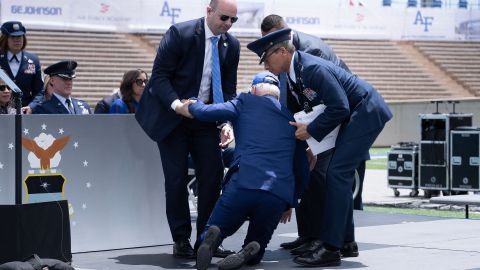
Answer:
[
  {"xmin": 33, "ymin": 60, "xmax": 91, "ymax": 114},
  {"xmin": 247, "ymin": 29, "xmax": 392, "ymax": 267},
  {"xmin": 0, "ymin": 21, "xmax": 44, "ymax": 113}
]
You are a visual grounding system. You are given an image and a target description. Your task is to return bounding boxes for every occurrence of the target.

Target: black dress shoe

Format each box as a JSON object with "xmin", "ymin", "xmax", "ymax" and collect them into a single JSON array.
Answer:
[
  {"xmin": 293, "ymin": 246, "xmax": 341, "ymax": 267},
  {"xmin": 280, "ymin": 236, "xmax": 310, "ymax": 250},
  {"xmin": 214, "ymin": 244, "xmax": 235, "ymax": 258},
  {"xmin": 341, "ymin": 241, "xmax": 359, "ymax": 257},
  {"xmin": 173, "ymin": 239, "xmax": 195, "ymax": 259},
  {"xmin": 290, "ymin": 239, "xmax": 322, "ymax": 256},
  {"xmin": 218, "ymin": 241, "xmax": 261, "ymax": 270},
  {"xmin": 196, "ymin": 226, "xmax": 221, "ymax": 270}
]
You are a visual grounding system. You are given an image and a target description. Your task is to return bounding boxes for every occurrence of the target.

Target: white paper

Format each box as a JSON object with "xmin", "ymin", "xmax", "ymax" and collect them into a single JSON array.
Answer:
[{"xmin": 293, "ymin": 104, "xmax": 340, "ymax": 155}]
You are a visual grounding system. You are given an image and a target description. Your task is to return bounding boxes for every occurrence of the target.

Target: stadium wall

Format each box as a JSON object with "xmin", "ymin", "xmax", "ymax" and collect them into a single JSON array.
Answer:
[{"xmin": 376, "ymin": 98, "xmax": 480, "ymax": 146}]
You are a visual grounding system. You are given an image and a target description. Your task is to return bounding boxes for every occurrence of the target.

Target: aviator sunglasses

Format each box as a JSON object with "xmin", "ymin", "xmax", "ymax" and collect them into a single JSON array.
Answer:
[{"xmin": 214, "ymin": 10, "xmax": 238, "ymax": 23}]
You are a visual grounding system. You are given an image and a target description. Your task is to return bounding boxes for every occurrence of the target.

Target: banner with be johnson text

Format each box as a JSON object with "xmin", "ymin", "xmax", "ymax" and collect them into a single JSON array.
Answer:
[{"xmin": 1, "ymin": 0, "xmax": 479, "ymax": 40}]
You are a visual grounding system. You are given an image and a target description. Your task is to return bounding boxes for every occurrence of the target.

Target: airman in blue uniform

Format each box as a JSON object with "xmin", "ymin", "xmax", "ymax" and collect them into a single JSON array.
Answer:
[
  {"xmin": 33, "ymin": 61, "xmax": 91, "ymax": 115},
  {"xmin": 0, "ymin": 21, "xmax": 43, "ymax": 113},
  {"xmin": 247, "ymin": 28, "xmax": 392, "ymax": 267}
]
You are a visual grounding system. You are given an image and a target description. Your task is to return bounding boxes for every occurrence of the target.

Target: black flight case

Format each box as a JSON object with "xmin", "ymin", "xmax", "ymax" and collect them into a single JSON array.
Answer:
[
  {"xmin": 419, "ymin": 113, "xmax": 472, "ymax": 197},
  {"xmin": 450, "ymin": 127, "xmax": 480, "ymax": 192},
  {"xmin": 387, "ymin": 142, "xmax": 419, "ymax": 197}
]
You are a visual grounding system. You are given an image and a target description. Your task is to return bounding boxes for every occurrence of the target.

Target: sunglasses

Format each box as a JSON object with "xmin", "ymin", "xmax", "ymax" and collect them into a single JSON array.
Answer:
[
  {"xmin": 135, "ymin": 79, "xmax": 148, "ymax": 86},
  {"xmin": 0, "ymin": 85, "xmax": 11, "ymax": 91},
  {"xmin": 214, "ymin": 10, "xmax": 238, "ymax": 23}
]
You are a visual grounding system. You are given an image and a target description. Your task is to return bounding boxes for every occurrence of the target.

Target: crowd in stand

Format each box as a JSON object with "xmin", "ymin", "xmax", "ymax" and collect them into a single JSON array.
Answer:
[{"xmin": 0, "ymin": 21, "xmax": 148, "ymax": 116}]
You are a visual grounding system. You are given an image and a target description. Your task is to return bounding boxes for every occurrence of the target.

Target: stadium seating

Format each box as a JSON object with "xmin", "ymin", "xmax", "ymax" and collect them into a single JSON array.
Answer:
[
  {"xmin": 27, "ymin": 30, "xmax": 154, "ymax": 105},
  {"xmin": 413, "ymin": 41, "xmax": 480, "ymax": 96},
  {"xmin": 26, "ymin": 29, "xmax": 479, "ymax": 107}
]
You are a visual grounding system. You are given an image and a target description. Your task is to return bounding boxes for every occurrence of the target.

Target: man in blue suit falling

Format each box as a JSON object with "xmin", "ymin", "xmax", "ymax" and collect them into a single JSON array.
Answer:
[
  {"xmin": 177, "ymin": 72, "xmax": 309, "ymax": 270},
  {"xmin": 247, "ymin": 29, "xmax": 393, "ymax": 267}
]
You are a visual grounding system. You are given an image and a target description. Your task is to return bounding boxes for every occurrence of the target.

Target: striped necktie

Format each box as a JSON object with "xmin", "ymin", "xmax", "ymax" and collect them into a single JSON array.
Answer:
[{"xmin": 210, "ymin": 36, "xmax": 223, "ymax": 104}]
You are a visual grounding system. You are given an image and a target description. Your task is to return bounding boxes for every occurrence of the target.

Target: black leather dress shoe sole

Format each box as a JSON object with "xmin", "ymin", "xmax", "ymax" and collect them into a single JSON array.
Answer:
[
  {"xmin": 196, "ymin": 226, "xmax": 221, "ymax": 270},
  {"xmin": 214, "ymin": 246, "xmax": 235, "ymax": 258},
  {"xmin": 173, "ymin": 240, "xmax": 195, "ymax": 259},
  {"xmin": 293, "ymin": 247, "xmax": 341, "ymax": 267},
  {"xmin": 280, "ymin": 236, "xmax": 309, "ymax": 250},
  {"xmin": 290, "ymin": 240, "xmax": 322, "ymax": 256},
  {"xmin": 218, "ymin": 241, "xmax": 260, "ymax": 270},
  {"xmin": 341, "ymin": 241, "xmax": 359, "ymax": 257}
]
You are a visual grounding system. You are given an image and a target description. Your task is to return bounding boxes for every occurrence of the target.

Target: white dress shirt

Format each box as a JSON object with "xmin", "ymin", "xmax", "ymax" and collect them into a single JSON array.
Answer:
[{"xmin": 171, "ymin": 19, "xmax": 220, "ymax": 110}]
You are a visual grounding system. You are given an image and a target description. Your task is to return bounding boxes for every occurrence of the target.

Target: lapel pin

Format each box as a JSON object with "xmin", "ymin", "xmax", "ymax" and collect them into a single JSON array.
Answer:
[{"xmin": 223, "ymin": 42, "xmax": 227, "ymax": 47}]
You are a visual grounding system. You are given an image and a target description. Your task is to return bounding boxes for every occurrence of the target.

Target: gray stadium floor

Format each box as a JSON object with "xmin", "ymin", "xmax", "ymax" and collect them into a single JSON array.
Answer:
[
  {"xmin": 72, "ymin": 170, "xmax": 480, "ymax": 269},
  {"xmin": 72, "ymin": 210, "xmax": 480, "ymax": 270}
]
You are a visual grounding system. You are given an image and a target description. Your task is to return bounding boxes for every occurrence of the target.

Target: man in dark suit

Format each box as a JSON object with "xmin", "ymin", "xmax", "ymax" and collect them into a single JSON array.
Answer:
[
  {"xmin": 247, "ymin": 29, "xmax": 392, "ymax": 267},
  {"xmin": 135, "ymin": 0, "xmax": 240, "ymax": 259},
  {"xmin": 33, "ymin": 60, "xmax": 91, "ymax": 115},
  {"xmin": 0, "ymin": 21, "xmax": 44, "ymax": 114},
  {"xmin": 260, "ymin": 15, "xmax": 370, "ymax": 256},
  {"xmin": 186, "ymin": 72, "xmax": 309, "ymax": 270}
]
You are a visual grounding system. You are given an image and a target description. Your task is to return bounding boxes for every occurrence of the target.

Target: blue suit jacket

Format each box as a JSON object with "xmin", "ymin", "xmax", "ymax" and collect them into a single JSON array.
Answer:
[
  {"xmin": 292, "ymin": 30, "xmax": 350, "ymax": 73},
  {"xmin": 32, "ymin": 95, "xmax": 91, "ymax": 114},
  {"xmin": 189, "ymin": 93, "xmax": 309, "ymax": 207},
  {"xmin": 291, "ymin": 51, "xmax": 392, "ymax": 143},
  {"xmin": 0, "ymin": 51, "xmax": 43, "ymax": 109},
  {"xmin": 135, "ymin": 17, "xmax": 240, "ymax": 142}
]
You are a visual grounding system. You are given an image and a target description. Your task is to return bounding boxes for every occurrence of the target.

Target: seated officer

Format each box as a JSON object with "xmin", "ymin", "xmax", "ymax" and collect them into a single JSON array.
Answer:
[
  {"xmin": 33, "ymin": 60, "xmax": 91, "ymax": 114},
  {"xmin": 179, "ymin": 72, "xmax": 309, "ymax": 270},
  {"xmin": 247, "ymin": 29, "xmax": 392, "ymax": 267}
]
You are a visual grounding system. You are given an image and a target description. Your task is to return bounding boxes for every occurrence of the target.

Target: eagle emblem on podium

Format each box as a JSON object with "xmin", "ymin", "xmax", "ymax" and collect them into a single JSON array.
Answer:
[{"xmin": 22, "ymin": 133, "xmax": 69, "ymax": 203}]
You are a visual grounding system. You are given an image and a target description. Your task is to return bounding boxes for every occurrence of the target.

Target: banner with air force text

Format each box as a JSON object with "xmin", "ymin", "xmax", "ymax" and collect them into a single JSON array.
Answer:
[{"xmin": 1, "ymin": 0, "xmax": 479, "ymax": 40}]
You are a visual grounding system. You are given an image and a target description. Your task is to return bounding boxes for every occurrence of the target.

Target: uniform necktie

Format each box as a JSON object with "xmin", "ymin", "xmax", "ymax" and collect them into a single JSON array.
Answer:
[
  {"xmin": 210, "ymin": 36, "xmax": 223, "ymax": 104},
  {"xmin": 65, "ymin": 99, "xmax": 74, "ymax": 114},
  {"xmin": 9, "ymin": 55, "xmax": 19, "ymax": 63}
]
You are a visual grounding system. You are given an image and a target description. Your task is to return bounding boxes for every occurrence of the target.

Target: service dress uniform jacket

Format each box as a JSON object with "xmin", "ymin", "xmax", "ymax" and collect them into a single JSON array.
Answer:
[
  {"xmin": 287, "ymin": 30, "xmax": 370, "ymax": 240},
  {"xmin": 289, "ymin": 51, "xmax": 392, "ymax": 248},
  {"xmin": 0, "ymin": 51, "xmax": 43, "ymax": 108},
  {"xmin": 33, "ymin": 95, "xmax": 91, "ymax": 114},
  {"xmin": 189, "ymin": 92, "xmax": 309, "ymax": 262}
]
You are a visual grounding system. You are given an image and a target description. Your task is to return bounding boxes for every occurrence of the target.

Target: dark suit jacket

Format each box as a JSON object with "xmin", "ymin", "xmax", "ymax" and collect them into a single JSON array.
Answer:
[
  {"xmin": 292, "ymin": 30, "xmax": 350, "ymax": 73},
  {"xmin": 291, "ymin": 51, "xmax": 392, "ymax": 143},
  {"xmin": 136, "ymin": 17, "xmax": 240, "ymax": 142},
  {"xmin": 0, "ymin": 51, "xmax": 44, "ymax": 108},
  {"xmin": 189, "ymin": 93, "xmax": 309, "ymax": 207},
  {"xmin": 32, "ymin": 95, "xmax": 91, "ymax": 114}
]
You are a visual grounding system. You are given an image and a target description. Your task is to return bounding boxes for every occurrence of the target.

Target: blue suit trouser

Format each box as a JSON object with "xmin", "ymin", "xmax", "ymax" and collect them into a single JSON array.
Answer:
[{"xmin": 201, "ymin": 178, "xmax": 287, "ymax": 264}]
